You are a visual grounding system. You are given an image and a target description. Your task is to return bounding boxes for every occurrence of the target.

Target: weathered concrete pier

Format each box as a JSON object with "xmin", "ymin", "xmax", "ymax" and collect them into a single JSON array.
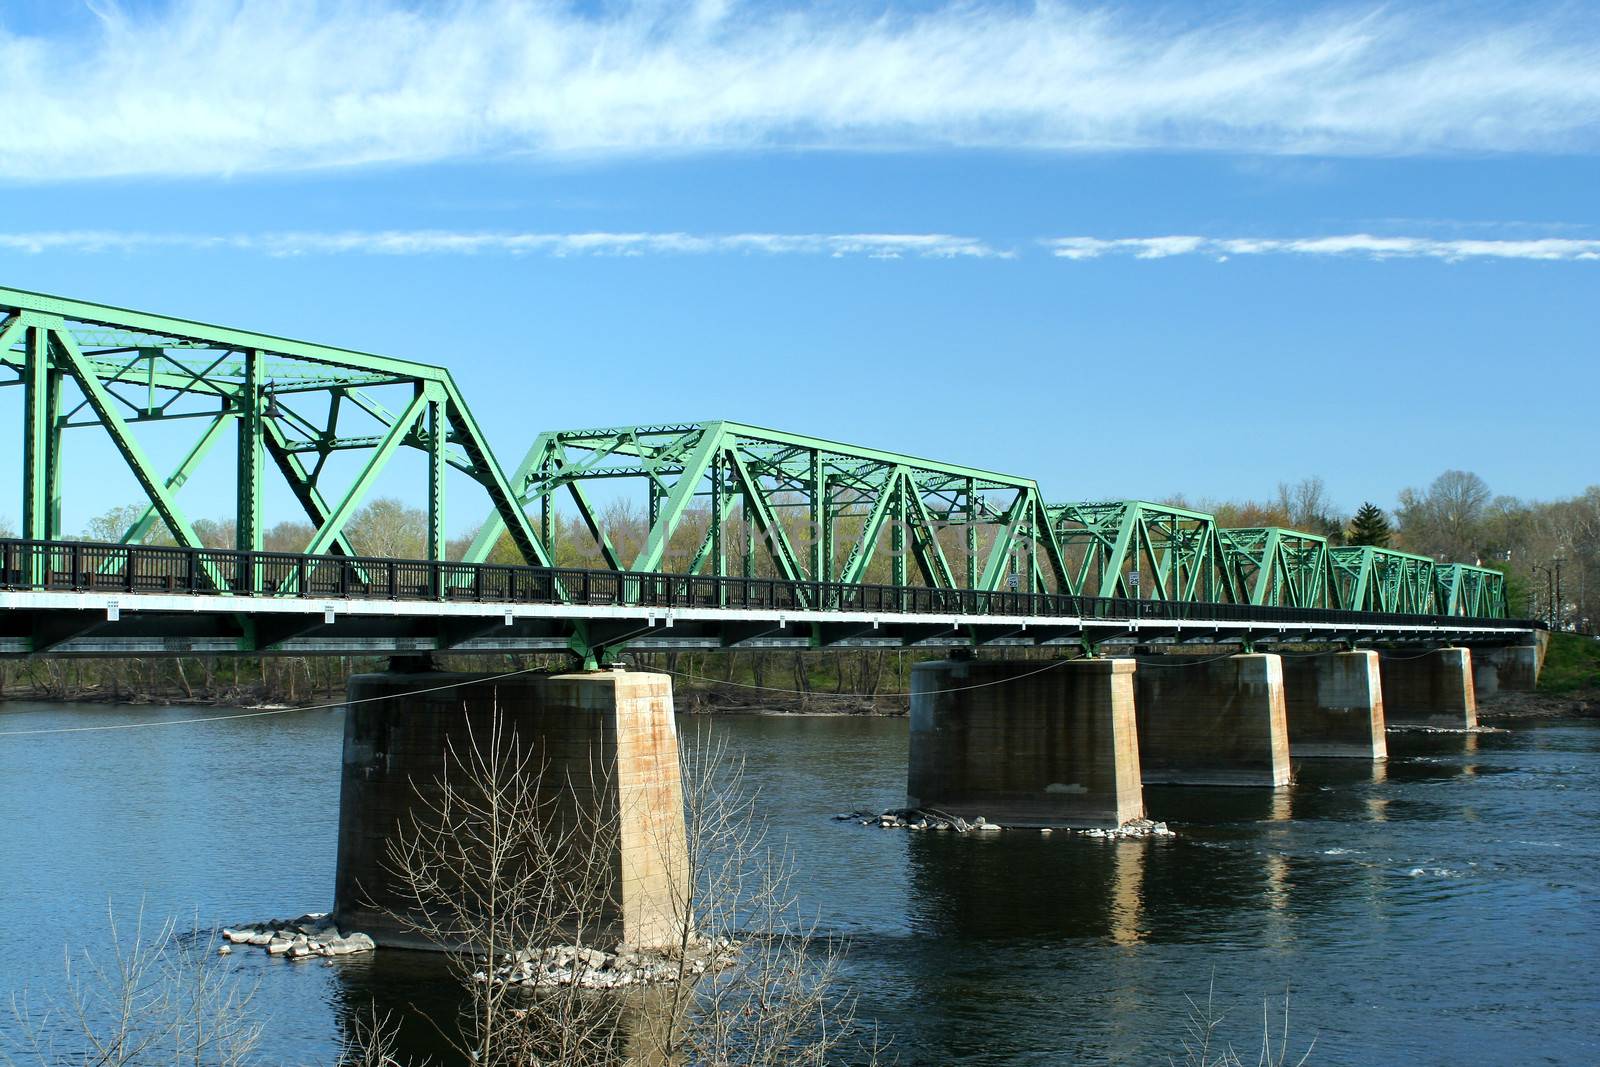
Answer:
[
  {"xmin": 1280, "ymin": 651, "xmax": 1388, "ymax": 760},
  {"xmin": 1133, "ymin": 653, "xmax": 1291, "ymax": 787},
  {"xmin": 906, "ymin": 657, "xmax": 1145, "ymax": 828},
  {"xmin": 1379, "ymin": 647, "xmax": 1478, "ymax": 729},
  {"xmin": 333, "ymin": 664, "xmax": 688, "ymax": 951}
]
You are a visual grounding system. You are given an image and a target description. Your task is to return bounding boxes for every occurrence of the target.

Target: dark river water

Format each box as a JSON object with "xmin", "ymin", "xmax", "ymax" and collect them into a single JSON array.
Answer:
[{"xmin": 1, "ymin": 701, "xmax": 1596, "ymax": 1066}]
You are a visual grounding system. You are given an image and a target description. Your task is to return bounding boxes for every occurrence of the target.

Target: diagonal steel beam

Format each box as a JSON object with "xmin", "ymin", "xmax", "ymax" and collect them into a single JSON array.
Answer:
[{"xmin": 304, "ymin": 391, "xmax": 428, "ymax": 556}]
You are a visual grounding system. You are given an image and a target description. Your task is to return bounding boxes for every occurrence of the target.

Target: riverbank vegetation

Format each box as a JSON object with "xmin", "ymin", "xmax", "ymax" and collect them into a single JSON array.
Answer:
[{"xmin": 1538, "ymin": 632, "xmax": 1600, "ymax": 694}]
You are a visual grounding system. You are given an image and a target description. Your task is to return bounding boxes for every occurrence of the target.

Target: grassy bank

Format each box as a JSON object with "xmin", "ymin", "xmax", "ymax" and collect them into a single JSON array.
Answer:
[{"xmin": 1538, "ymin": 631, "xmax": 1600, "ymax": 693}]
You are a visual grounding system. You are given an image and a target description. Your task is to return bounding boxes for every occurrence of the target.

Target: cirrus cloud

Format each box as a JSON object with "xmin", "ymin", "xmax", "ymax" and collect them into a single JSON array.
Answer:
[
  {"xmin": 0, "ymin": 1, "xmax": 1597, "ymax": 180},
  {"xmin": 1045, "ymin": 235, "xmax": 1600, "ymax": 262}
]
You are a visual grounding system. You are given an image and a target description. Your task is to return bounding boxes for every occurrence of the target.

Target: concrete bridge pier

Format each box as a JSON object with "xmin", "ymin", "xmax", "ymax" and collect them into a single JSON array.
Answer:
[
  {"xmin": 1472, "ymin": 638, "xmax": 1546, "ymax": 697},
  {"xmin": 333, "ymin": 663, "xmax": 688, "ymax": 951},
  {"xmin": 1280, "ymin": 651, "xmax": 1387, "ymax": 760},
  {"xmin": 1133, "ymin": 653, "xmax": 1291, "ymax": 787},
  {"xmin": 906, "ymin": 657, "xmax": 1144, "ymax": 828},
  {"xmin": 1378, "ymin": 647, "xmax": 1477, "ymax": 729}
]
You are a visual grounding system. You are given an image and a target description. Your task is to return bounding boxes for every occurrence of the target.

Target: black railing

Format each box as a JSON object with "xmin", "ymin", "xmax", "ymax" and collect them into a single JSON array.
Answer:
[{"xmin": 0, "ymin": 537, "xmax": 1538, "ymax": 633}]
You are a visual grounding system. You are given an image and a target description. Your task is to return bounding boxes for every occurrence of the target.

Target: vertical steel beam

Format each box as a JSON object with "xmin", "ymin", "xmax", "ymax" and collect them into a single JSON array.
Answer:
[
  {"xmin": 965, "ymin": 478, "xmax": 978, "ymax": 589},
  {"xmin": 890, "ymin": 470, "xmax": 907, "ymax": 588},
  {"xmin": 809, "ymin": 451, "xmax": 826, "ymax": 582},
  {"xmin": 426, "ymin": 387, "xmax": 447, "ymax": 561},
  {"xmin": 22, "ymin": 322, "xmax": 51, "ymax": 545},
  {"xmin": 236, "ymin": 349, "xmax": 264, "ymax": 553}
]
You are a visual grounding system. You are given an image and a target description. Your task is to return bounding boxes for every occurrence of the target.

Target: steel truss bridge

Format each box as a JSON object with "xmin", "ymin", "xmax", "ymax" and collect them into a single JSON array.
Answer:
[{"xmin": 0, "ymin": 286, "xmax": 1532, "ymax": 663}]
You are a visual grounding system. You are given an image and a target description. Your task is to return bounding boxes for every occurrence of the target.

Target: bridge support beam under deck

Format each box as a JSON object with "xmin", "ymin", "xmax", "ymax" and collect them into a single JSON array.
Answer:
[
  {"xmin": 1280, "ymin": 651, "xmax": 1387, "ymax": 760},
  {"xmin": 906, "ymin": 658, "xmax": 1144, "ymax": 828},
  {"xmin": 1378, "ymin": 647, "xmax": 1477, "ymax": 729},
  {"xmin": 1133, "ymin": 653, "xmax": 1291, "ymax": 787},
  {"xmin": 333, "ymin": 667, "xmax": 688, "ymax": 952}
]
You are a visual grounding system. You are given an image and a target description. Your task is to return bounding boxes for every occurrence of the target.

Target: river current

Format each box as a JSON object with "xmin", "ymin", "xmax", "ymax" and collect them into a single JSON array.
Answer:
[{"xmin": 0, "ymin": 701, "xmax": 1596, "ymax": 1065}]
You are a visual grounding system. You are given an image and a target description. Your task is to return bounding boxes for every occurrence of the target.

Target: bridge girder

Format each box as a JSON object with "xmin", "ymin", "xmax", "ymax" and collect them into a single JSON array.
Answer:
[
  {"xmin": 1047, "ymin": 500, "xmax": 1239, "ymax": 603},
  {"xmin": 465, "ymin": 421, "xmax": 1069, "ymax": 599},
  {"xmin": 0, "ymin": 286, "xmax": 548, "ymax": 586},
  {"xmin": 1434, "ymin": 562, "xmax": 1509, "ymax": 618},
  {"xmin": 1329, "ymin": 545, "xmax": 1437, "ymax": 614},
  {"xmin": 1219, "ymin": 527, "xmax": 1338, "ymax": 609}
]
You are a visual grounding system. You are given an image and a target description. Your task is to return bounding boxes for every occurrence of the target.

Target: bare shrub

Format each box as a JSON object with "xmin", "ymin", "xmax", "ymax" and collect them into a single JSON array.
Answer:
[
  {"xmin": 1174, "ymin": 978, "xmax": 1315, "ymax": 1067},
  {"xmin": 377, "ymin": 706, "xmax": 885, "ymax": 1066},
  {"xmin": 2, "ymin": 905, "xmax": 261, "ymax": 1067}
]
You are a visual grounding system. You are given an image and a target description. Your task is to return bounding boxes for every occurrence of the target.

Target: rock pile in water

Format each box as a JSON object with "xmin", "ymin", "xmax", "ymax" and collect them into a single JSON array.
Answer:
[
  {"xmin": 222, "ymin": 914, "xmax": 376, "ymax": 960},
  {"xmin": 834, "ymin": 809, "xmax": 1002, "ymax": 832},
  {"xmin": 480, "ymin": 938, "xmax": 742, "ymax": 991},
  {"xmin": 833, "ymin": 809, "xmax": 1174, "ymax": 838},
  {"xmin": 1077, "ymin": 819, "xmax": 1175, "ymax": 840}
]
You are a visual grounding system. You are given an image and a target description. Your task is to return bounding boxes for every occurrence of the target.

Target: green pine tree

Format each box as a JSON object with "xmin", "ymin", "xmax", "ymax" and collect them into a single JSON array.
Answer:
[{"xmin": 1346, "ymin": 502, "xmax": 1392, "ymax": 547}]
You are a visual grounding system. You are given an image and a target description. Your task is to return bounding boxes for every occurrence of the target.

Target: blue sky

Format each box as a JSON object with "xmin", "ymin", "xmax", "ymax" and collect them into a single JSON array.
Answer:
[{"xmin": 1, "ymin": 0, "xmax": 1597, "ymax": 536}]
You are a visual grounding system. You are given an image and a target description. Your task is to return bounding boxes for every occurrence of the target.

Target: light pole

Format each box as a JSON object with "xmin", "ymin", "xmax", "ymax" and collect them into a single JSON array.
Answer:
[{"xmin": 1554, "ymin": 557, "xmax": 1566, "ymax": 631}]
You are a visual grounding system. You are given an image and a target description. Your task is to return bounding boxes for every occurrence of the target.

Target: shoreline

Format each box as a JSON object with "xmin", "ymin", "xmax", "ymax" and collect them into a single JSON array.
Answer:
[{"xmin": 2, "ymin": 684, "xmax": 1593, "ymax": 724}]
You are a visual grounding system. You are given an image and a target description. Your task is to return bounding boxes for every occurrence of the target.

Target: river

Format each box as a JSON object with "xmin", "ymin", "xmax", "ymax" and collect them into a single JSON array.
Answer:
[{"xmin": 0, "ymin": 701, "xmax": 1596, "ymax": 1065}]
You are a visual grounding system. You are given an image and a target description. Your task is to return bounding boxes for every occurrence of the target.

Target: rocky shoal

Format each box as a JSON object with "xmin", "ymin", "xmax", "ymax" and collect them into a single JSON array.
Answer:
[
  {"xmin": 221, "ymin": 913, "xmax": 376, "ymax": 960},
  {"xmin": 833, "ymin": 809, "xmax": 1175, "ymax": 839},
  {"xmin": 479, "ymin": 938, "xmax": 742, "ymax": 991}
]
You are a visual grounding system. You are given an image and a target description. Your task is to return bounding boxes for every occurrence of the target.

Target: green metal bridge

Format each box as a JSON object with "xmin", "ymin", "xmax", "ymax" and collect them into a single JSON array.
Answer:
[{"xmin": 0, "ymin": 286, "xmax": 1525, "ymax": 662}]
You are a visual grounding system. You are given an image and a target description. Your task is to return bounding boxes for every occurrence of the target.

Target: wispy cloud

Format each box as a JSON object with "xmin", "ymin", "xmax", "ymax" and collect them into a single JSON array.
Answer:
[
  {"xmin": 0, "ymin": 1, "xmax": 1596, "ymax": 179},
  {"xmin": 0, "ymin": 229, "xmax": 1008, "ymax": 259},
  {"xmin": 1046, "ymin": 235, "xmax": 1600, "ymax": 262}
]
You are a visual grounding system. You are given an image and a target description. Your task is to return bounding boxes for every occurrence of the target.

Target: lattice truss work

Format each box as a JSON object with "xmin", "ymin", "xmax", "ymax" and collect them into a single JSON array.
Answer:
[
  {"xmin": 1220, "ymin": 527, "xmax": 1338, "ymax": 609},
  {"xmin": 1046, "ymin": 501, "xmax": 1239, "ymax": 602},
  {"xmin": 0, "ymin": 286, "xmax": 545, "ymax": 588},
  {"xmin": 1435, "ymin": 563, "xmax": 1508, "ymax": 618},
  {"xmin": 1329, "ymin": 546, "xmax": 1436, "ymax": 614},
  {"xmin": 465, "ymin": 421, "xmax": 1068, "ymax": 598}
]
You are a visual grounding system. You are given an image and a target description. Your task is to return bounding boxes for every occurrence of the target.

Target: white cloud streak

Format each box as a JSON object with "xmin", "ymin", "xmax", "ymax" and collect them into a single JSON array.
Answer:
[
  {"xmin": 5, "ymin": 229, "xmax": 1597, "ymax": 263},
  {"xmin": 0, "ymin": 230, "xmax": 1007, "ymax": 259},
  {"xmin": 0, "ymin": 1, "xmax": 1596, "ymax": 179},
  {"xmin": 1045, "ymin": 235, "xmax": 1600, "ymax": 262}
]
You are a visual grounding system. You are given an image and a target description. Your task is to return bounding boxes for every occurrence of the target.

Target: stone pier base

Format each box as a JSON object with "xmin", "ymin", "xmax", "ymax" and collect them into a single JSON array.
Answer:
[
  {"xmin": 1133, "ymin": 653, "xmax": 1290, "ymax": 787},
  {"xmin": 1280, "ymin": 651, "xmax": 1387, "ymax": 760},
  {"xmin": 1378, "ymin": 648, "xmax": 1477, "ymax": 729},
  {"xmin": 906, "ymin": 658, "xmax": 1144, "ymax": 828},
  {"xmin": 333, "ymin": 668, "xmax": 688, "ymax": 951}
]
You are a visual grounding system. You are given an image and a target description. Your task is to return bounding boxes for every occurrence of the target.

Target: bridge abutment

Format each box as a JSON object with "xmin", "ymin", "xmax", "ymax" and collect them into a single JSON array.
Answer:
[
  {"xmin": 906, "ymin": 657, "xmax": 1144, "ymax": 828},
  {"xmin": 333, "ymin": 667, "xmax": 688, "ymax": 952},
  {"xmin": 1280, "ymin": 651, "xmax": 1387, "ymax": 760},
  {"xmin": 1378, "ymin": 647, "xmax": 1477, "ymax": 729},
  {"xmin": 1133, "ymin": 653, "xmax": 1291, "ymax": 787}
]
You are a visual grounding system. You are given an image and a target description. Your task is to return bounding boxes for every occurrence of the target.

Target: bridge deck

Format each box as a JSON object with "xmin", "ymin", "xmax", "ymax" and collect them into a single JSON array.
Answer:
[{"xmin": 0, "ymin": 538, "xmax": 1537, "ymax": 658}]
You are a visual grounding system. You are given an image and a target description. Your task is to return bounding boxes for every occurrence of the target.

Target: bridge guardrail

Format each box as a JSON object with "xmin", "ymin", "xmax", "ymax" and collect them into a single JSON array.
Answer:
[{"xmin": 0, "ymin": 537, "xmax": 1536, "ymax": 633}]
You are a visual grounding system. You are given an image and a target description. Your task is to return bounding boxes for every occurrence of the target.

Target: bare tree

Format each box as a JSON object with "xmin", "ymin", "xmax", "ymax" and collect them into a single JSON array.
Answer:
[
  {"xmin": 374, "ymin": 707, "xmax": 884, "ymax": 1066},
  {"xmin": 380, "ymin": 710, "xmax": 629, "ymax": 1066},
  {"xmin": 3, "ymin": 905, "xmax": 262, "ymax": 1067},
  {"xmin": 1396, "ymin": 470, "xmax": 1492, "ymax": 561},
  {"xmin": 347, "ymin": 497, "xmax": 427, "ymax": 559}
]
